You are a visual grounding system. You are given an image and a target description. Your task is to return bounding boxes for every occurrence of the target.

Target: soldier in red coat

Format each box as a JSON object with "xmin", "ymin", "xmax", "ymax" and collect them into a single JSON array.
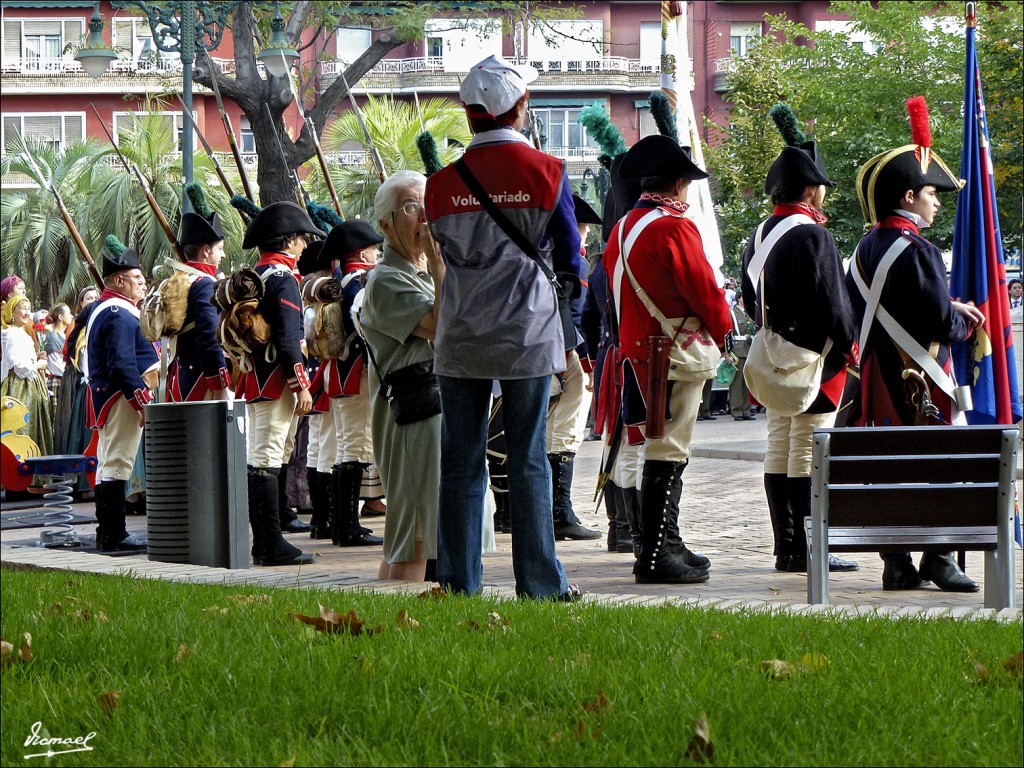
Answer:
[{"xmin": 602, "ymin": 136, "xmax": 732, "ymax": 584}]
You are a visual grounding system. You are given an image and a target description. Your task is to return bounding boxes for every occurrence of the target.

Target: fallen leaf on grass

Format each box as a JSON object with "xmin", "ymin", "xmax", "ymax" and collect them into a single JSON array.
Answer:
[
  {"xmin": 226, "ymin": 594, "xmax": 272, "ymax": 606},
  {"xmin": 1, "ymin": 633, "xmax": 32, "ymax": 665},
  {"xmin": 709, "ymin": 631, "xmax": 724, "ymax": 641},
  {"xmin": 202, "ymin": 606, "xmax": 231, "ymax": 616},
  {"xmin": 686, "ymin": 712, "xmax": 714, "ymax": 763},
  {"xmin": 767, "ymin": 586, "xmax": 781, "ymax": 595},
  {"xmin": 972, "ymin": 660, "xmax": 990, "ymax": 683},
  {"xmin": 574, "ymin": 720, "xmax": 600, "ymax": 740},
  {"xmin": 582, "ymin": 689, "xmax": 610, "ymax": 713},
  {"xmin": 396, "ymin": 610, "xmax": 420, "ymax": 629},
  {"xmin": 418, "ymin": 586, "xmax": 447, "ymax": 600},
  {"xmin": 289, "ymin": 605, "xmax": 381, "ymax": 636},
  {"xmin": 98, "ymin": 691, "xmax": 121, "ymax": 717},
  {"xmin": 800, "ymin": 652, "xmax": 829, "ymax": 673},
  {"xmin": 487, "ymin": 611, "xmax": 509, "ymax": 630},
  {"xmin": 573, "ymin": 653, "xmax": 592, "ymax": 666},
  {"xmin": 279, "ymin": 757, "xmax": 295, "ymax": 767},
  {"xmin": 760, "ymin": 659, "xmax": 791, "ymax": 679},
  {"xmin": 175, "ymin": 644, "xmax": 192, "ymax": 663},
  {"xmin": 1003, "ymin": 650, "xmax": 1023, "ymax": 677}
]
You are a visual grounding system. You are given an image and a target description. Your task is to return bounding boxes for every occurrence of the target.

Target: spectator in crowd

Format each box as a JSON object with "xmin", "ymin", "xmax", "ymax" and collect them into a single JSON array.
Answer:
[
  {"xmin": 1, "ymin": 295, "xmax": 53, "ymax": 457},
  {"xmin": 425, "ymin": 56, "xmax": 583, "ymax": 600},
  {"xmin": 54, "ymin": 287, "xmax": 101, "ymax": 485},
  {"xmin": 729, "ymin": 295, "xmax": 755, "ymax": 421},
  {"xmin": 360, "ymin": 170, "xmax": 442, "ymax": 581},
  {"xmin": 740, "ymin": 104, "xmax": 858, "ymax": 575},
  {"xmin": 44, "ymin": 304, "xmax": 71, "ymax": 379},
  {"xmin": 1008, "ymin": 278, "xmax": 1022, "ymax": 311},
  {"xmin": 1, "ymin": 276, "xmax": 28, "ymax": 328},
  {"xmin": 846, "ymin": 97, "xmax": 983, "ymax": 592}
]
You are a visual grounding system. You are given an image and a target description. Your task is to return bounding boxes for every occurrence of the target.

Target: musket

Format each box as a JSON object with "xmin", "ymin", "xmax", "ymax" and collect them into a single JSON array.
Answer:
[
  {"xmin": 339, "ymin": 71, "xmax": 387, "ymax": 183},
  {"xmin": 203, "ymin": 48, "xmax": 256, "ymax": 203},
  {"xmin": 263, "ymin": 102, "xmax": 307, "ymax": 207},
  {"xmin": 14, "ymin": 129, "xmax": 103, "ymax": 289},
  {"xmin": 527, "ymin": 108, "xmax": 544, "ymax": 152},
  {"xmin": 89, "ymin": 103, "xmax": 186, "ymax": 262},
  {"xmin": 176, "ymin": 94, "xmax": 238, "ymax": 202},
  {"xmin": 279, "ymin": 57, "xmax": 344, "ymax": 219}
]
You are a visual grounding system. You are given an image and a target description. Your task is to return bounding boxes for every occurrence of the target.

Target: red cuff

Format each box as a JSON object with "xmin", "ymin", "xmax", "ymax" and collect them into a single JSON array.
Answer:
[
  {"xmin": 131, "ymin": 387, "xmax": 153, "ymax": 411},
  {"xmin": 287, "ymin": 363, "xmax": 311, "ymax": 392},
  {"xmin": 580, "ymin": 357, "xmax": 594, "ymax": 374},
  {"xmin": 207, "ymin": 368, "xmax": 231, "ymax": 391}
]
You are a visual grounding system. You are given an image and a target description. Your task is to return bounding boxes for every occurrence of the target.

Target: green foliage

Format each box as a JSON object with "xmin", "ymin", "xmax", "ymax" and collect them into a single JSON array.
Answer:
[
  {"xmin": 1, "ymin": 567, "xmax": 1022, "ymax": 766},
  {"xmin": 0, "ymin": 134, "xmax": 107, "ymax": 305},
  {"xmin": 706, "ymin": 0, "xmax": 1024, "ymax": 267},
  {"xmin": 316, "ymin": 95, "xmax": 471, "ymax": 222}
]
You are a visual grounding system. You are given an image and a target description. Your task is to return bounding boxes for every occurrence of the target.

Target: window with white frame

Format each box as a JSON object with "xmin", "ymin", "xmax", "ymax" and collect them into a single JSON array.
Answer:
[
  {"xmin": 2, "ymin": 18, "xmax": 84, "ymax": 71},
  {"xmin": 2, "ymin": 113, "xmax": 85, "ymax": 151},
  {"xmin": 814, "ymin": 20, "xmax": 879, "ymax": 54},
  {"xmin": 530, "ymin": 104, "xmax": 600, "ymax": 156},
  {"xmin": 424, "ymin": 19, "xmax": 499, "ymax": 71},
  {"xmin": 639, "ymin": 21, "xmax": 662, "ymax": 70},
  {"xmin": 527, "ymin": 19, "xmax": 604, "ymax": 72},
  {"xmin": 336, "ymin": 27, "xmax": 371, "ymax": 66},
  {"xmin": 112, "ymin": 17, "xmax": 154, "ymax": 59},
  {"xmin": 113, "ymin": 111, "xmax": 186, "ymax": 152},
  {"xmin": 240, "ymin": 116, "xmax": 255, "ymax": 153},
  {"xmin": 729, "ymin": 22, "xmax": 761, "ymax": 57}
]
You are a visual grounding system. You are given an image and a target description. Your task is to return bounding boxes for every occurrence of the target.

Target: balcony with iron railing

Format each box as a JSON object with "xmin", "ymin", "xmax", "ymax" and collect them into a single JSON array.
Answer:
[{"xmin": 320, "ymin": 55, "xmax": 661, "ymax": 93}]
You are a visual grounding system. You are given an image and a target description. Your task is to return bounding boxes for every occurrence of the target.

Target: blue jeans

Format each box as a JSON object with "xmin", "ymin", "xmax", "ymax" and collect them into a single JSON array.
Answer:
[{"xmin": 437, "ymin": 375, "xmax": 570, "ymax": 599}]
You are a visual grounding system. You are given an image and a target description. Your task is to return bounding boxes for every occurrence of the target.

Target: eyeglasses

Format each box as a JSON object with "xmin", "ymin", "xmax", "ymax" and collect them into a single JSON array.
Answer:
[{"xmin": 401, "ymin": 201, "xmax": 424, "ymax": 217}]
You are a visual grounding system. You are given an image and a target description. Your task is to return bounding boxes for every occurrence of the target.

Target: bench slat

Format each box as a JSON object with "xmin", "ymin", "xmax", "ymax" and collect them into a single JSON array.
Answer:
[
  {"xmin": 817, "ymin": 424, "xmax": 1010, "ymax": 457},
  {"xmin": 826, "ymin": 455, "xmax": 1000, "ymax": 485},
  {"xmin": 825, "ymin": 525, "xmax": 998, "ymax": 552},
  {"xmin": 824, "ymin": 484, "xmax": 999, "ymax": 526}
]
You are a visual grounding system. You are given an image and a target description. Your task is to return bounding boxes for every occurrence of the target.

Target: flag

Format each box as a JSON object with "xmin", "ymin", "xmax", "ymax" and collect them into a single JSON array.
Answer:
[
  {"xmin": 949, "ymin": 7, "xmax": 1022, "ymax": 543},
  {"xmin": 660, "ymin": 1, "xmax": 725, "ymax": 286}
]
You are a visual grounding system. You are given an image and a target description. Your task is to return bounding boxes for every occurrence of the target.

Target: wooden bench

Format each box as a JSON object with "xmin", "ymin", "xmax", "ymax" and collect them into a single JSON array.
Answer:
[{"xmin": 806, "ymin": 425, "xmax": 1019, "ymax": 610}]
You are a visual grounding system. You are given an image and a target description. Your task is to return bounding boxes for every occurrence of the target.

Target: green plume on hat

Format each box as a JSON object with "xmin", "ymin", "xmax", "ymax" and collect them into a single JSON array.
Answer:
[
  {"xmin": 103, "ymin": 234, "xmax": 126, "ymax": 257},
  {"xmin": 416, "ymin": 131, "xmax": 444, "ymax": 176},
  {"xmin": 230, "ymin": 194, "xmax": 262, "ymax": 221},
  {"xmin": 768, "ymin": 103, "xmax": 806, "ymax": 147},
  {"xmin": 578, "ymin": 103, "xmax": 628, "ymax": 170},
  {"xmin": 306, "ymin": 201, "xmax": 343, "ymax": 233},
  {"xmin": 184, "ymin": 182, "xmax": 213, "ymax": 219},
  {"xmin": 649, "ymin": 92, "xmax": 677, "ymax": 141}
]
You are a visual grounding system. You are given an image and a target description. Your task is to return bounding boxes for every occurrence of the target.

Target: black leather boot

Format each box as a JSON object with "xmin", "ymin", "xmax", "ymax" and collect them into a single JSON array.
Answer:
[
  {"xmin": 550, "ymin": 452, "xmax": 601, "ymax": 540},
  {"xmin": 633, "ymin": 460, "xmax": 709, "ymax": 584},
  {"xmin": 662, "ymin": 461, "xmax": 711, "ymax": 569},
  {"xmin": 763, "ymin": 473, "xmax": 792, "ymax": 571},
  {"xmin": 612, "ymin": 483, "xmax": 635, "ymax": 554},
  {"xmin": 96, "ymin": 479, "xmax": 147, "ymax": 552},
  {"xmin": 332, "ymin": 462, "xmax": 383, "ymax": 546},
  {"xmin": 604, "ymin": 480, "xmax": 622, "ymax": 552},
  {"xmin": 278, "ymin": 464, "xmax": 310, "ymax": 533},
  {"xmin": 881, "ymin": 553, "xmax": 927, "ymax": 590},
  {"xmin": 621, "ymin": 485, "xmax": 641, "ymax": 558},
  {"xmin": 488, "ymin": 454, "xmax": 512, "ymax": 534},
  {"xmin": 919, "ymin": 552, "xmax": 979, "ymax": 592},
  {"xmin": 246, "ymin": 467, "xmax": 263, "ymax": 564},
  {"xmin": 786, "ymin": 476, "xmax": 858, "ymax": 573},
  {"xmin": 253, "ymin": 467, "xmax": 314, "ymax": 566},
  {"xmin": 308, "ymin": 468, "xmax": 333, "ymax": 540}
]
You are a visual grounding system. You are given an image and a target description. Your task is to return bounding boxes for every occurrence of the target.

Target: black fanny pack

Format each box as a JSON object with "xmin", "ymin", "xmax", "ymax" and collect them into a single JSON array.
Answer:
[{"xmin": 382, "ymin": 360, "xmax": 441, "ymax": 426}]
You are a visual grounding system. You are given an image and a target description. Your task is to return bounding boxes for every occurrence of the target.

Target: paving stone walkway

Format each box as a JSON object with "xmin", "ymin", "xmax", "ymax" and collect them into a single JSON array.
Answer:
[{"xmin": 3, "ymin": 416, "xmax": 1021, "ymax": 623}]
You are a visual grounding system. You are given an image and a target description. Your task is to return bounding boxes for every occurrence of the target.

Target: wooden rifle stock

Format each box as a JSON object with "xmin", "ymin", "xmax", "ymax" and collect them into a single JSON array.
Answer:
[
  {"xmin": 283, "ymin": 72, "xmax": 344, "ymax": 218},
  {"xmin": 203, "ymin": 49, "xmax": 255, "ymax": 202},
  {"xmin": 177, "ymin": 95, "xmax": 237, "ymax": 202},
  {"xmin": 89, "ymin": 104, "xmax": 185, "ymax": 262},
  {"xmin": 645, "ymin": 335, "xmax": 670, "ymax": 438}
]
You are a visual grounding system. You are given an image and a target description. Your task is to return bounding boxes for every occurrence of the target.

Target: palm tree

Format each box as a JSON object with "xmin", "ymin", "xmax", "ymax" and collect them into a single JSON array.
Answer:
[
  {"xmin": 1, "ymin": 134, "xmax": 107, "ymax": 306},
  {"xmin": 316, "ymin": 95, "xmax": 472, "ymax": 222},
  {"xmin": 82, "ymin": 98, "xmax": 248, "ymax": 278}
]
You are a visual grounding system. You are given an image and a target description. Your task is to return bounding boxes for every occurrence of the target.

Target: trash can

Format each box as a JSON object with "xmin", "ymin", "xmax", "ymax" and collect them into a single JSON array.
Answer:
[{"xmin": 145, "ymin": 400, "xmax": 249, "ymax": 569}]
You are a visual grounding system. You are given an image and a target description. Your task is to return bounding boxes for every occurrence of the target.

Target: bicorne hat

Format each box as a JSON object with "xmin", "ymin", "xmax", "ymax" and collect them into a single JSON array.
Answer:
[
  {"xmin": 242, "ymin": 201, "xmax": 326, "ymax": 250},
  {"xmin": 856, "ymin": 96, "xmax": 963, "ymax": 226},
  {"xmin": 323, "ymin": 220, "xmax": 384, "ymax": 264},
  {"xmin": 572, "ymin": 194, "xmax": 602, "ymax": 226},
  {"xmin": 102, "ymin": 246, "xmax": 142, "ymax": 278},
  {"xmin": 763, "ymin": 103, "xmax": 835, "ymax": 196},
  {"xmin": 619, "ymin": 135, "xmax": 709, "ymax": 183}
]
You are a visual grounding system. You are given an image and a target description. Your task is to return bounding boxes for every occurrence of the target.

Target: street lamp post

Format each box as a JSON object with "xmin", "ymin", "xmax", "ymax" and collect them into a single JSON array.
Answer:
[
  {"xmin": 580, "ymin": 166, "xmax": 610, "ymax": 208},
  {"xmin": 76, "ymin": 1, "xmax": 237, "ymax": 202}
]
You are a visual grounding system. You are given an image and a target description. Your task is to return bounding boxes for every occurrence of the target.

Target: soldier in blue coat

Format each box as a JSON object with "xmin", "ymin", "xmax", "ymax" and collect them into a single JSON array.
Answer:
[
  {"xmin": 83, "ymin": 244, "xmax": 158, "ymax": 551},
  {"xmin": 168, "ymin": 191, "xmax": 230, "ymax": 402}
]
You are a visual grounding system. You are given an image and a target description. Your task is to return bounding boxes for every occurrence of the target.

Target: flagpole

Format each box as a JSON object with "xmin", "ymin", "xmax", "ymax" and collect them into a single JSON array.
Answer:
[{"xmin": 662, "ymin": 1, "xmax": 726, "ymax": 285}]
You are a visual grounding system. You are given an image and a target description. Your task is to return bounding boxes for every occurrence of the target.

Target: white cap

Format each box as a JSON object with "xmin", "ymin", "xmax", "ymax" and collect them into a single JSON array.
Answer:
[{"xmin": 459, "ymin": 55, "xmax": 538, "ymax": 119}]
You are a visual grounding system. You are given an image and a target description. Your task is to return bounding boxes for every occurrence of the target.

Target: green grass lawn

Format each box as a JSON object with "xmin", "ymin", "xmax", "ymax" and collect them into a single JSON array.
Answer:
[{"xmin": 1, "ymin": 565, "xmax": 1021, "ymax": 767}]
